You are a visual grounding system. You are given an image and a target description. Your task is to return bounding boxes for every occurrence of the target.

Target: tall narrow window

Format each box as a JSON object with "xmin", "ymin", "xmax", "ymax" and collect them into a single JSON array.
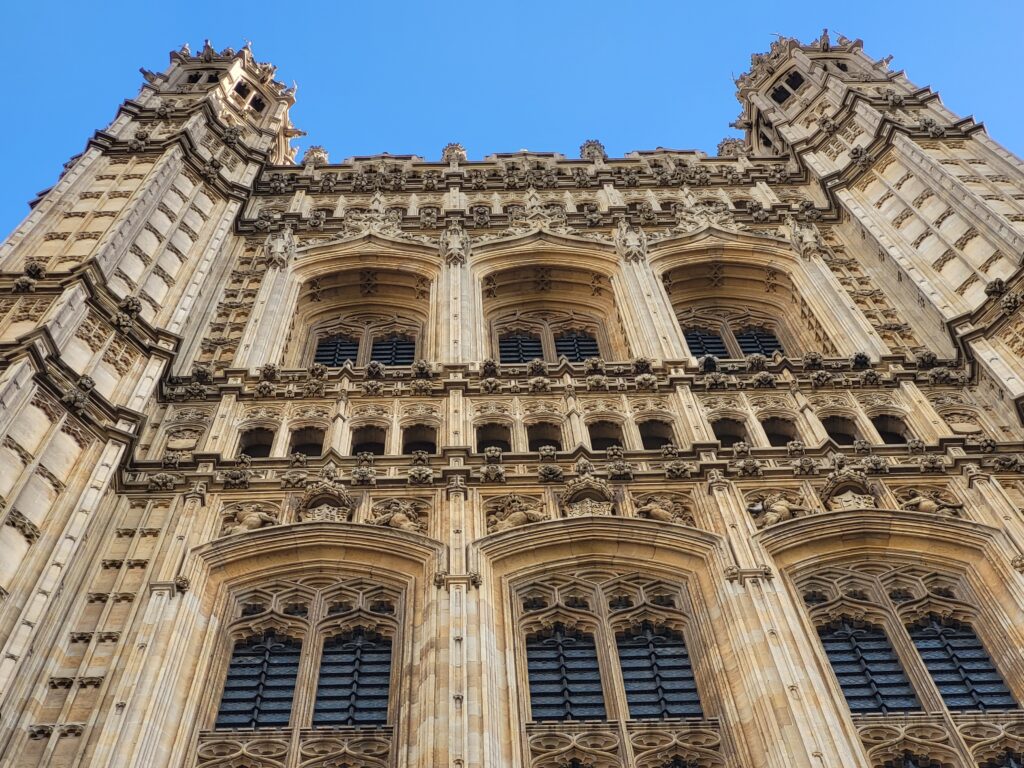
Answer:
[
  {"xmin": 818, "ymin": 619, "xmax": 919, "ymax": 714},
  {"xmin": 907, "ymin": 616, "xmax": 1017, "ymax": 711},
  {"xmin": 371, "ymin": 334, "xmax": 416, "ymax": 366},
  {"xmin": 526, "ymin": 624, "xmax": 606, "ymax": 721},
  {"xmin": 499, "ymin": 331, "xmax": 543, "ymax": 364},
  {"xmin": 616, "ymin": 624, "xmax": 703, "ymax": 719},
  {"xmin": 314, "ymin": 335, "xmax": 359, "ymax": 366},
  {"xmin": 735, "ymin": 327, "xmax": 784, "ymax": 356},
  {"xmin": 684, "ymin": 329, "xmax": 728, "ymax": 359},
  {"xmin": 215, "ymin": 632, "xmax": 301, "ymax": 729},
  {"xmin": 313, "ymin": 628, "xmax": 392, "ymax": 726},
  {"xmin": 554, "ymin": 330, "xmax": 600, "ymax": 362}
]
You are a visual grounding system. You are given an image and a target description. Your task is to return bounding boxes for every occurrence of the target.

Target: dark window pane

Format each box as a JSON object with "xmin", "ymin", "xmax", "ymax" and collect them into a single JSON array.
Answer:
[
  {"xmin": 735, "ymin": 327, "xmax": 784, "ymax": 356},
  {"xmin": 527, "ymin": 625, "xmax": 606, "ymax": 721},
  {"xmin": 371, "ymin": 334, "xmax": 416, "ymax": 366},
  {"xmin": 554, "ymin": 330, "xmax": 600, "ymax": 363},
  {"xmin": 499, "ymin": 331, "xmax": 543, "ymax": 364},
  {"xmin": 314, "ymin": 334, "xmax": 359, "ymax": 366},
  {"xmin": 313, "ymin": 628, "xmax": 392, "ymax": 727},
  {"xmin": 215, "ymin": 633, "xmax": 300, "ymax": 729},
  {"xmin": 817, "ymin": 619, "xmax": 919, "ymax": 714},
  {"xmin": 907, "ymin": 616, "xmax": 1017, "ymax": 712},
  {"xmin": 684, "ymin": 329, "xmax": 728, "ymax": 358},
  {"xmin": 616, "ymin": 624, "xmax": 703, "ymax": 720}
]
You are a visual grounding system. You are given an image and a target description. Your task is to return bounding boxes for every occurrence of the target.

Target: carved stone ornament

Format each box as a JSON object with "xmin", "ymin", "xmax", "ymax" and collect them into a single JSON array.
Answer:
[
  {"xmin": 369, "ymin": 498, "xmax": 428, "ymax": 532},
  {"xmin": 301, "ymin": 145, "xmax": 329, "ymax": 166},
  {"xmin": 614, "ymin": 217, "xmax": 647, "ymax": 263},
  {"xmin": 439, "ymin": 218, "xmax": 471, "ymax": 265},
  {"xmin": 297, "ymin": 463, "xmax": 355, "ymax": 521},
  {"xmin": 821, "ymin": 465, "xmax": 876, "ymax": 510},
  {"xmin": 747, "ymin": 491, "xmax": 810, "ymax": 528},
  {"xmin": 221, "ymin": 503, "xmax": 278, "ymax": 536},
  {"xmin": 579, "ymin": 139, "xmax": 607, "ymax": 161},
  {"xmin": 634, "ymin": 494, "xmax": 694, "ymax": 525},
  {"xmin": 441, "ymin": 142, "xmax": 467, "ymax": 163},
  {"xmin": 895, "ymin": 487, "xmax": 964, "ymax": 517},
  {"xmin": 486, "ymin": 494, "xmax": 547, "ymax": 533}
]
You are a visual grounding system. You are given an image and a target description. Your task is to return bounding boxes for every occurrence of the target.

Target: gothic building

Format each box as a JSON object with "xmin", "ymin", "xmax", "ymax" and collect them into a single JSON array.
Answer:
[{"xmin": 2, "ymin": 31, "xmax": 1024, "ymax": 768}]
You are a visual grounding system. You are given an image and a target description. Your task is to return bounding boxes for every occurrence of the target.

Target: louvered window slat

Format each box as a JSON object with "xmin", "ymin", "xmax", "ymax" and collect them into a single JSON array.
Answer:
[
  {"xmin": 370, "ymin": 334, "xmax": 416, "ymax": 366},
  {"xmin": 499, "ymin": 331, "xmax": 543, "ymax": 363},
  {"xmin": 684, "ymin": 329, "xmax": 728, "ymax": 358},
  {"xmin": 908, "ymin": 616, "xmax": 1017, "ymax": 711},
  {"xmin": 735, "ymin": 327, "xmax": 784, "ymax": 356},
  {"xmin": 616, "ymin": 624, "xmax": 703, "ymax": 719},
  {"xmin": 818, "ymin": 620, "xmax": 919, "ymax": 714},
  {"xmin": 526, "ymin": 625, "xmax": 606, "ymax": 721},
  {"xmin": 313, "ymin": 628, "xmax": 392, "ymax": 726},
  {"xmin": 554, "ymin": 331, "xmax": 600, "ymax": 362},
  {"xmin": 215, "ymin": 633, "xmax": 301, "ymax": 729},
  {"xmin": 314, "ymin": 334, "xmax": 359, "ymax": 366}
]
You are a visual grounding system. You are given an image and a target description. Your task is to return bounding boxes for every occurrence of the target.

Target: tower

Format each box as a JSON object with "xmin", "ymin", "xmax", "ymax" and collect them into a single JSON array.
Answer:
[{"xmin": 1, "ymin": 33, "xmax": 1024, "ymax": 768}]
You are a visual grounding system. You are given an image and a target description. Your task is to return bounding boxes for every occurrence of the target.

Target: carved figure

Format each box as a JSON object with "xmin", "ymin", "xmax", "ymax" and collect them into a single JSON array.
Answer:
[{"xmin": 224, "ymin": 504, "xmax": 276, "ymax": 536}]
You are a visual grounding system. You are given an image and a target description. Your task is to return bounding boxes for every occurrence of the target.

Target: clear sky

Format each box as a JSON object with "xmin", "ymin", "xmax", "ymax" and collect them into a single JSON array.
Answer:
[{"xmin": 1, "ymin": 1, "xmax": 1020, "ymax": 237}]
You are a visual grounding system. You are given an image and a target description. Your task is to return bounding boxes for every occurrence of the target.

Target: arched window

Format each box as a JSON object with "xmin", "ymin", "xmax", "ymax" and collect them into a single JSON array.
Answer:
[
  {"xmin": 215, "ymin": 632, "xmax": 302, "ymax": 729},
  {"xmin": 402, "ymin": 424, "xmax": 437, "ymax": 454},
  {"xmin": 239, "ymin": 427, "xmax": 275, "ymax": 459},
  {"xmin": 638, "ymin": 420, "xmax": 675, "ymax": 450},
  {"xmin": 882, "ymin": 754, "xmax": 943, "ymax": 768},
  {"xmin": 313, "ymin": 628, "xmax": 392, "ymax": 726},
  {"xmin": 588, "ymin": 421, "xmax": 624, "ymax": 451},
  {"xmin": 370, "ymin": 333, "xmax": 416, "ymax": 366},
  {"xmin": 983, "ymin": 752, "xmax": 1024, "ymax": 768},
  {"xmin": 872, "ymin": 415, "xmax": 911, "ymax": 445},
  {"xmin": 683, "ymin": 328, "xmax": 728, "ymax": 358},
  {"xmin": 313, "ymin": 334, "xmax": 359, "ymax": 367},
  {"xmin": 290, "ymin": 427, "xmax": 325, "ymax": 457},
  {"xmin": 735, "ymin": 327, "xmax": 784, "ymax": 356},
  {"xmin": 710, "ymin": 418, "xmax": 747, "ymax": 448},
  {"xmin": 817, "ymin": 618, "xmax": 919, "ymax": 714},
  {"xmin": 526, "ymin": 624, "xmax": 606, "ymax": 721},
  {"xmin": 616, "ymin": 623, "xmax": 702, "ymax": 719},
  {"xmin": 498, "ymin": 331, "xmax": 543, "ymax": 364},
  {"xmin": 760, "ymin": 417, "xmax": 798, "ymax": 448},
  {"xmin": 351, "ymin": 426, "xmax": 386, "ymax": 455},
  {"xmin": 822, "ymin": 415, "xmax": 860, "ymax": 446},
  {"xmin": 476, "ymin": 423, "xmax": 512, "ymax": 452},
  {"xmin": 528, "ymin": 422, "xmax": 563, "ymax": 452},
  {"xmin": 906, "ymin": 615, "xmax": 1016, "ymax": 711},
  {"xmin": 554, "ymin": 330, "xmax": 600, "ymax": 362}
]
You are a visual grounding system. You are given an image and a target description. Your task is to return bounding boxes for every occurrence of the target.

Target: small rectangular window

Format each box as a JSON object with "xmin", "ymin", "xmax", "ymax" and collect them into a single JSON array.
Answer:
[
  {"xmin": 770, "ymin": 86, "xmax": 792, "ymax": 105},
  {"xmin": 785, "ymin": 71, "xmax": 806, "ymax": 91},
  {"xmin": 234, "ymin": 81, "xmax": 251, "ymax": 98}
]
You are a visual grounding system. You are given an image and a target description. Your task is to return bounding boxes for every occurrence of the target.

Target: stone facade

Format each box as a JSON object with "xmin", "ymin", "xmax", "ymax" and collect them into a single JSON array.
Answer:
[{"xmin": 1, "ymin": 33, "xmax": 1024, "ymax": 768}]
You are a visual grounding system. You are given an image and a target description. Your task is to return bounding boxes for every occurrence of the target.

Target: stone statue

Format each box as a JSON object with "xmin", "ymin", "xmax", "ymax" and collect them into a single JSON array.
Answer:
[
  {"xmin": 370, "ymin": 499, "xmax": 426, "ymax": 532},
  {"xmin": 224, "ymin": 504, "xmax": 277, "ymax": 536},
  {"xmin": 635, "ymin": 495, "xmax": 693, "ymax": 525},
  {"xmin": 487, "ymin": 495, "xmax": 546, "ymax": 533},
  {"xmin": 615, "ymin": 218, "xmax": 647, "ymax": 262},
  {"xmin": 900, "ymin": 493, "xmax": 963, "ymax": 517},
  {"xmin": 752, "ymin": 493, "xmax": 809, "ymax": 528},
  {"xmin": 440, "ymin": 219, "xmax": 470, "ymax": 265}
]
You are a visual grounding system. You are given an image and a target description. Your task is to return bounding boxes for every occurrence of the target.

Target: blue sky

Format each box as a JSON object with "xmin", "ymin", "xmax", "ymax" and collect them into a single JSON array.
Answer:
[{"xmin": 0, "ymin": 1, "xmax": 1020, "ymax": 237}]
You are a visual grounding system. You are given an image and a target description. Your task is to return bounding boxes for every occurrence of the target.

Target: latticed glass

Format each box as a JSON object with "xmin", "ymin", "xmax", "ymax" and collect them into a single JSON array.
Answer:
[
  {"xmin": 526, "ymin": 624, "xmax": 606, "ymax": 721},
  {"xmin": 215, "ymin": 632, "xmax": 302, "ymax": 729}
]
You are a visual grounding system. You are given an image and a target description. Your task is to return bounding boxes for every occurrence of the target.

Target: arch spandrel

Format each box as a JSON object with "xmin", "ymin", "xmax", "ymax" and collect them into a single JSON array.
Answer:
[{"xmin": 292, "ymin": 233, "xmax": 442, "ymax": 283}]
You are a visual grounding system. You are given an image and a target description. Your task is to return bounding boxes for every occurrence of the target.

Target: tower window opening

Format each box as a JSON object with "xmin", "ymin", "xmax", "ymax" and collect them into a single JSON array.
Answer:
[
  {"xmin": 588, "ymin": 421, "xmax": 624, "ymax": 451},
  {"xmin": 711, "ymin": 418, "xmax": 748, "ymax": 448},
  {"xmin": 527, "ymin": 422, "xmax": 563, "ymax": 452},
  {"xmin": 313, "ymin": 628, "xmax": 392, "ymax": 727},
  {"xmin": 684, "ymin": 328, "xmax": 728, "ymax": 358},
  {"xmin": 498, "ymin": 331, "xmax": 543, "ymax": 364},
  {"xmin": 402, "ymin": 424, "xmax": 437, "ymax": 454},
  {"xmin": 250, "ymin": 96, "xmax": 266, "ymax": 113},
  {"xmin": 785, "ymin": 71, "xmax": 806, "ymax": 91},
  {"xmin": 234, "ymin": 81, "xmax": 251, "ymax": 98},
  {"xmin": 526, "ymin": 624, "xmax": 606, "ymax": 722},
  {"xmin": 371, "ymin": 334, "xmax": 416, "ymax": 366},
  {"xmin": 735, "ymin": 327, "xmax": 784, "ymax": 356},
  {"xmin": 314, "ymin": 334, "xmax": 359, "ymax": 367},
  {"xmin": 616, "ymin": 623, "xmax": 703, "ymax": 719},
  {"xmin": 351, "ymin": 426, "xmax": 387, "ymax": 456},
  {"xmin": 553, "ymin": 330, "xmax": 600, "ymax": 362},
  {"xmin": 186, "ymin": 72, "xmax": 203, "ymax": 84},
  {"xmin": 476, "ymin": 423, "xmax": 512, "ymax": 453},
  {"xmin": 761, "ymin": 417, "xmax": 798, "ymax": 448},
  {"xmin": 822, "ymin": 416, "xmax": 860, "ymax": 446},
  {"xmin": 239, "ymin": 427, "xmax": 275, "ymax": 459},
  {"xmin": 638, "ymin": 420, "xmax": 675, "ymax": 450},
  {"xmin": 215, "ymin": 632, "xmax": 301, "ymax": 729},
  {"xmin": 871, "ymin": 415, "xmax": 910, "ymax": 445},
  {"xmin": 770, "ymin": 86, "xmax": 792, "ymax": 105},
  {"xmin": 290, "ymin": 427, "xmax": 326, "ymax": 457}
]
